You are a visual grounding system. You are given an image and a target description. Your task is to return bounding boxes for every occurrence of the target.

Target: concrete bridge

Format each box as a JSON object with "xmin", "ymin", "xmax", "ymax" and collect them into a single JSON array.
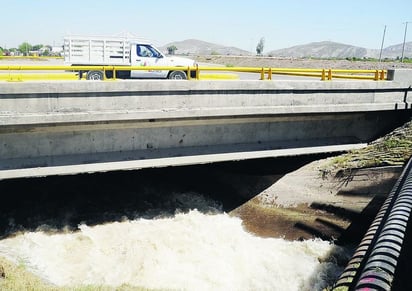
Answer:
[{"xmin": 0, "ymin": 69, "xmax": 411, "ymax": 180}]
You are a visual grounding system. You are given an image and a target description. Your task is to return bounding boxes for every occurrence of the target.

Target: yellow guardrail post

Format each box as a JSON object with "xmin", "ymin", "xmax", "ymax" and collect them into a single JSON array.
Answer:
[
  {"xmin": 112, "ymin": 66, "xmax": 116, "ymax": 81},
  {"xmin": 196, "ymin": 64, "xmax": 200, "ymax": 80},
  {"xmin": 260, "ymin": 68, "xmax": 265, "ymax": 80},
  {"xmin": 328, "ymin": 69, "xmax": 332, "ymax": 80},
  {"xmin": 187, "ymin": 66, "xmax": 191, "ymax": 80},
  {"xmin": 380, "ymin": 70, "xmax": 385, "ymax": 80},
  {"xmin": 268, "ymin": 68, "xmax": 272, "ymax": 80},
  {"xmin": 321, "ymin": 69, "xmax": 326, "ymax": 81},
  {"xmin": 374, "ymin": 70, "xmax": 379, "ymax": 81}
]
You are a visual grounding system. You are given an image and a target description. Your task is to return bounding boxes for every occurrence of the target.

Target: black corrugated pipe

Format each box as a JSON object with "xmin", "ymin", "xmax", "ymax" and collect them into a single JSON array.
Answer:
[{"xmin": 331, "ymin": 157, "xmax": 412, "ymax": 291}]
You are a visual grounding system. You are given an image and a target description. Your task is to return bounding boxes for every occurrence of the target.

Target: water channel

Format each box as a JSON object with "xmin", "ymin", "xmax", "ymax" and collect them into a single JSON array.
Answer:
[{"xmin": 0, "ymin": 156, "xmax": 360, "ymax": 290}]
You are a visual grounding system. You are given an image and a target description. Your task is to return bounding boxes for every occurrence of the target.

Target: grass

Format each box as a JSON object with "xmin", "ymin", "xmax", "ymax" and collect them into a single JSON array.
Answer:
[
  {"xmin": 0, "ymin": 256, "xmax": 57, "ymax": 291},
  {"xmin": 0, "ymin": 256, "xmax": 160, "ymax": 291},
  {"xmin": 322, "ymin": 120, "xmax": 412, "ymax": 173}
]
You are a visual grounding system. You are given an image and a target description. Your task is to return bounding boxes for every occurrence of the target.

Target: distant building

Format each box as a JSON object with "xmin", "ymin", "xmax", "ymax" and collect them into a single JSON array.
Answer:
[
  {"xmin": 35, "ymin": 45, "xmax": 63, "ymax": 56},
  {"xmin": 51, "ymin": 45, "xmax": 63, "ymax": 55}
]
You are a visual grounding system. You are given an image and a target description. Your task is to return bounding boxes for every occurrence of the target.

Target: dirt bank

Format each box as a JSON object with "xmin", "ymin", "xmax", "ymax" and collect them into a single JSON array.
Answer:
[
  {"xmin": 231, "ymin": 163, "xmax": 401, "ymax": 241},
  {"xmin": 232, "ymin": 120, "xmax": 412, "ymax": 242}
]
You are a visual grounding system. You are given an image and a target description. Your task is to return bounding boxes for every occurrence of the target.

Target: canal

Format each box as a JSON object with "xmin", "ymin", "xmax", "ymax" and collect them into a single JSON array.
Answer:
[{"xmin": 0, "ymin": 155, "xmax": 404, "ymax": 290}]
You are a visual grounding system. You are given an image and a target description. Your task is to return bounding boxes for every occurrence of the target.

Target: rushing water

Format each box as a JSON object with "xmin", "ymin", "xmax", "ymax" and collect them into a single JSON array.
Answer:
[
  {"xmin": 0, "ymin": 209, "xmax": 347, "ymax": 290},
  {"xmin": 0, "ymin": 162, "xmax": 350, "ymax": 290}
]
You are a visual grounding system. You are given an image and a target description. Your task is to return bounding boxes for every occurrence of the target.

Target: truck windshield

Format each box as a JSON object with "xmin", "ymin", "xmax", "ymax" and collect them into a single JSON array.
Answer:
[{"xmin": 136, "ymin": 45, "xmax": 161, "ymax": 58}]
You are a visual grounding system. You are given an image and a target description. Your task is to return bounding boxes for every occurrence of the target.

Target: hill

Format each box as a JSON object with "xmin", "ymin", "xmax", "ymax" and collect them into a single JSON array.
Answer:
[
  {"xmin": 159, "ymin": 39, "xmax": 412, "ymax": 59},
  {"xmin": 267, "ymin": 41, "xmax": 371, "ymax": 58},
  {"xmin": 267, "ymin": 41, "xmax": 412, "ymax": 59},
  {"xmin": 159, "ymin": 39, "xmax": 251, "ymax": 56},
  {"xmin": 382, "ymin": 42, "xmax": 412, "ymax": 58}
]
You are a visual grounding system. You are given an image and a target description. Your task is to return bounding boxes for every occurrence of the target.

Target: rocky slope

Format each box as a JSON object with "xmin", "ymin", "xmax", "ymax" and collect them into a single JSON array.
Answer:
[
  {"xmin": 267, "ymin": 41, "xmax": 412, "ymax": 59},
  {"xmin": 161, "ymin": 39, "xmax": 412, "ymax": 59},
  {"xmin": 160, "ymin": 39, "xmax": 251, "ymax": 56}
]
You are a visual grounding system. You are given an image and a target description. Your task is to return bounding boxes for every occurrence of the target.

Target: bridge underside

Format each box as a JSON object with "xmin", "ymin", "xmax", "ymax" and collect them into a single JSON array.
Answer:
[{"xmin": 0, "ymin": 110, "xmax": 410, "ymax": 180}]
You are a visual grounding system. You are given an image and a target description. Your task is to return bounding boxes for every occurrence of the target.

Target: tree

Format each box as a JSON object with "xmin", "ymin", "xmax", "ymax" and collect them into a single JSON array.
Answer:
[
  {"xmin": 32, "ymin": 44, "xmax": 44, "ymax": 51},
  {"xmin": 18, "ymin": 42, "xmax": 32, "ymax": 56},
  {"xmin": 41, "ymin": 45, "xmax": 52, "ymax": 56},
  {"xmin": 42, "ymin": 49, "xmax": 50, "ymax": 56},
  {"xmin": 256, "ymin": 37, "xmax": 265, "ymax": 56},
  {"xmin": 167, "ymin": 45, "xmax": 178, "ymax": 55}
]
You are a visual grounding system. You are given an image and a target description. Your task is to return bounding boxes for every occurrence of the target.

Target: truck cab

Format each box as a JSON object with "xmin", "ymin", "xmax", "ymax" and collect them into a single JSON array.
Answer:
[{"xmin": 131, "ymin": 43, "xmax": 194, "ymax": 79}]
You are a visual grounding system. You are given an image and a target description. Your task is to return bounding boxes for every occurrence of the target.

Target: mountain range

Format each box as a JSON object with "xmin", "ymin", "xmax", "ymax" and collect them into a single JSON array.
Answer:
[
  {"xmin": 160, "ymin": 39, "xmax": 412, "ymax": 59},
  {"xmin": 160, "ymin": 39, "xmax": 251, "ymax": 56}
]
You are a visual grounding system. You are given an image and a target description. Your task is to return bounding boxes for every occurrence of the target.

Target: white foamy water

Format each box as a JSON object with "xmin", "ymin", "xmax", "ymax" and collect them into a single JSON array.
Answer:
[{"xmin": 0, "ymin": 210, "xmax": 344, "ymax": 291}]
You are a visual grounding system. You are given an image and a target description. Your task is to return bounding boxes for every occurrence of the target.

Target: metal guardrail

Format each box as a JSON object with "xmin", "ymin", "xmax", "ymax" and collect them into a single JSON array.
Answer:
[
  {"xmin": 331, "ymin": 157, "xmax": 412, "ymax": 291},
  {"xmin": 0, "ymin": 65, "xmax": 387, "ymax": 81}
]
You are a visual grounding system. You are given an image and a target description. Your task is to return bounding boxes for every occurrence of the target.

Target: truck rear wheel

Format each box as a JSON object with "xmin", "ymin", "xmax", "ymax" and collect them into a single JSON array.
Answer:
[
  {"xmin": 87, "ymin": 70, "xmax": 104, "ymax": 80},
  {"xmin": 168, "ymin": 70, "xmax": 187, "ymax": 80}
]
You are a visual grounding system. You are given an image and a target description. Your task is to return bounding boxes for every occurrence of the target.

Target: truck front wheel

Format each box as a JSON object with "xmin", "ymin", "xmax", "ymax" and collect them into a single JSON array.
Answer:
[
  {"xmin": 86, "ymin": 70, "xmax": 104, "ymax": 80},
  {"xmin": 168, "ymin": 70, "xmax": 187, "ymax": 80}
]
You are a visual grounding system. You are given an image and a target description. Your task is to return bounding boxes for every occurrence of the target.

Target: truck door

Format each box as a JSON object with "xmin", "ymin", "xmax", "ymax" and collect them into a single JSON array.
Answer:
[{"xmin": 130, "ymin": 44, "xmax": 168, "ymax": 78}]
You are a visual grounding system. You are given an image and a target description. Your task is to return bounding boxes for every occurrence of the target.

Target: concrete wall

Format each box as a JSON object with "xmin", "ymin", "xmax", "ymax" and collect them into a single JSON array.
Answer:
[
  {"xmin": 0, "ymin": 70, "xmax": 411, "ymax": 179},
  {"xmin": 0, "ymin": 78, "xmax": 411, "ymax": 126}
]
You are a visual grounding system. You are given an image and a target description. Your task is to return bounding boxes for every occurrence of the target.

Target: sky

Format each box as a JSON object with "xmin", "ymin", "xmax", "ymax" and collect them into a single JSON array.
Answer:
[{"xmin": 1, "ymin": 0, "xmax": 411, "ymax": 52}]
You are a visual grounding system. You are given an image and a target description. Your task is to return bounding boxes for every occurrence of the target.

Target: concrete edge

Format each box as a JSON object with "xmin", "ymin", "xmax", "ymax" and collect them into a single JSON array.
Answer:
[{"xmin": 0, "ymin": 143, "xmax": 367, "ymax": 180}]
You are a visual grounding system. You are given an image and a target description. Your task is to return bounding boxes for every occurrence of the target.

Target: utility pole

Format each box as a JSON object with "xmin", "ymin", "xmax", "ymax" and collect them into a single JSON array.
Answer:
[
  {"xmin": 401, "ymin": 22, "xmax": 409, "ymax": 62},
  {"xmin": 379, "ymin": 25, "xmax": 387, "ymax": 62}
]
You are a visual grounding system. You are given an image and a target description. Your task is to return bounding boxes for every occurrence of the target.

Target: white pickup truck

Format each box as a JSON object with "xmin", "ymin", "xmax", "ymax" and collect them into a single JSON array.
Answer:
[{"xmin": 63, "ymin": 36, "xmax": 196, "ymax": 80}]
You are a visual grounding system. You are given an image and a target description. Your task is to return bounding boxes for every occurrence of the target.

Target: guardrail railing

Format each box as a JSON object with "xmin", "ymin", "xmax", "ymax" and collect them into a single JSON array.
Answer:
[{"xmin": 0, "ymin": 65, "xmax": 387, "ymax": 81}]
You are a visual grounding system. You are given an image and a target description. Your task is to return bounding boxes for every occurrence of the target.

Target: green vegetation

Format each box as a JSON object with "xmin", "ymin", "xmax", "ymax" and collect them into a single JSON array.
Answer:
[
  {"xmin": 18, "ymin": 42, "xmax": 32, "ymax": 56},
  {"xmin": 166, "ymin": 45, "xmax": 177, "ymax": 55},
  {"xmin": 0, "ymin": 42, "xmax": 59, "ymax": 57},
  {"xmin": 256, "ymin": 37, "xmax": 265, "ymax": 56},
  {"xmin": 324, "ymin": 120, "xmax": 412, "ymax": 172},
  {"xmin": 342, "ymin": 56, "xmax": 412, "ymax": 63}
]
